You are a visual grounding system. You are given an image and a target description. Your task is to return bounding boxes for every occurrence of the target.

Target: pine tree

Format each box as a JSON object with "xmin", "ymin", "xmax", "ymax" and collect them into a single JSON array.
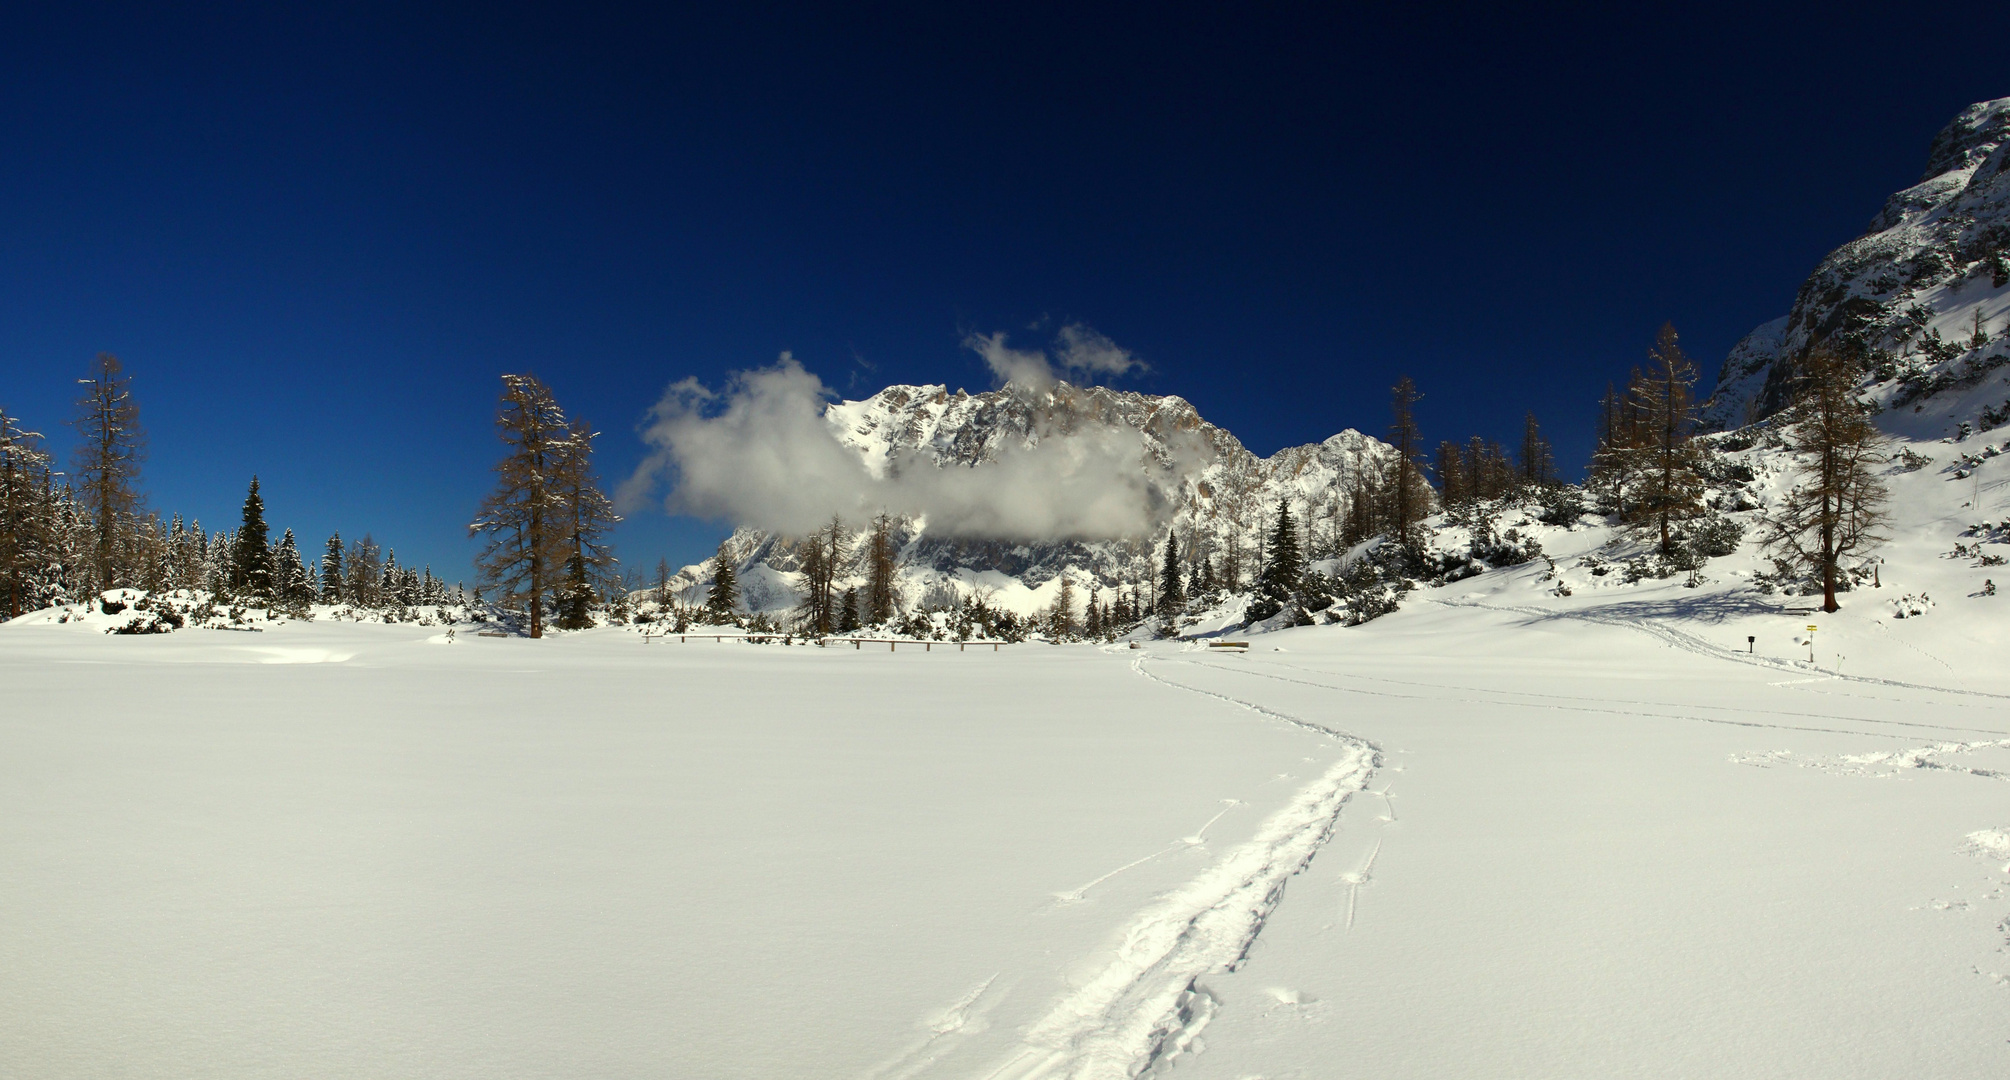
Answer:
[
  {"xmin": 1156, "ymin": 530, "xmax": 1185, "ymax": 623},
  {"xmin": 552, "ymin": 416, "xmax": 620, "ymax": 628},
  {"xmin": 0, "ymin": 408, "xmax": 53, "ymax": 618},
  {"xmin": 706, "ymin": 540, "xmax": 740, "ymax": 623},
  {"xmin": 1252, "ymin": 499, "xmax": 1304, "ymax": 622},
  {"xmin": 321, "ymin": 533, "xmax": 345, "ymax": 602},
  {"xmin": 272, "ymin": 529, "xmax": 311, "ymax": 610},
  {"xmin": 68, "ymin": 353, "xmax": 147, "ymax": 591},
  {"xmin": 232, "ymin": 477, "xmax": 274, "ymax": 600},
  {"xmin": 1758, "ymin": 345, "xmax": 1890, "ymax": 612},
  {"xmin": 837, "ymin": 586, "xmax": 861, "ymax": 632},
  {"xmin": 1085, "ymin": 593, "xmax": 1103, "ymax": 638},
  {"xmin": 470, "ymin": 374, "xmax": 573, "ymax": 637},
  {"xmin": 176, "ymin": 519, "xmax": 207, "ymax": 594},
  {"xmin": 555, "ymin": 545, "xmax": 596, "ymax": 629}
]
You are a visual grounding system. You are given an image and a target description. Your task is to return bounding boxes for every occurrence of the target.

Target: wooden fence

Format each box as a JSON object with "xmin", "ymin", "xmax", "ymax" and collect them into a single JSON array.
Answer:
[{"xmin": 641, "ymin": 631, "xmax": 1006, "ymax": 652}]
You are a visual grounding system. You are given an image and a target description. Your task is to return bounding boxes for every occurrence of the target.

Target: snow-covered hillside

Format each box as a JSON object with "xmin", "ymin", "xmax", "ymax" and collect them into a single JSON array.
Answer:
[
  {"xmin": 1703, "ymin": 96, "xmax": 2010, "ymax": 435},
  {"xmin": 667, "ymin": 381, "xmax": 1402, "ymax": 618}
]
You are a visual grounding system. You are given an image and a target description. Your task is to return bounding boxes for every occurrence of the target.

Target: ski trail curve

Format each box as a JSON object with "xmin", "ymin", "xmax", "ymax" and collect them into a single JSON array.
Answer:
[
  {"xmin": 973, "ymin": 655, "xmax": 1379, "ymax": 1080},
  {"xmin": 1432, "ymin": 597, "xmax": 2010, "ymax": 703}
]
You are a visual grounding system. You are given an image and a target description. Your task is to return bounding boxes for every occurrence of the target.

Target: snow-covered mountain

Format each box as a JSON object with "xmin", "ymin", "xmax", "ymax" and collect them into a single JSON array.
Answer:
[
  {"xmin": 669, "ymin": 381, "xmax": 1403, "ymax": 616},
  {"xmin": 1703, "ymin": 96, "xmax": 2010, "ymax": 434}
]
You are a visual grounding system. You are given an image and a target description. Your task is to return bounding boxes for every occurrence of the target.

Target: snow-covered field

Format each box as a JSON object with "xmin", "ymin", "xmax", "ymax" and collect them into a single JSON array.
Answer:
[{"xmin": 5, "ymin": 560, "xmax": 2009, "ymax": 1078}]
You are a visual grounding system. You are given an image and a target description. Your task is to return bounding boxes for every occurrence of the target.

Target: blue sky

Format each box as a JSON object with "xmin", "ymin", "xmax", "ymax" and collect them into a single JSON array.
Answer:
[{"xmin": 2, "ymin": 4, "xmax": 2007, "ymax": 579}]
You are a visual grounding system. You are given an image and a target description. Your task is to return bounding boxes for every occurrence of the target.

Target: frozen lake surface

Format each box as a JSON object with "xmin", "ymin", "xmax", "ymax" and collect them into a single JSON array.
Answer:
[{"xmin": 5, "ymin": 582, "xmax": 2009, "ymax": 1078}]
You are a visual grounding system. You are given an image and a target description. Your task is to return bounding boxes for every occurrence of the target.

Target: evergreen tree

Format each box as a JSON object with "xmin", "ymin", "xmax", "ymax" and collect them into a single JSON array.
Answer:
[
  {"xmin": 0, "ymin": 407, "xmax": 53, "ymax": 618},
  {"xmin": 272, "ymin": 529, "xmax": 311, "ymax": 610},
  {"xmin": 232, "ymin": 476, "xmax": 274, "ymax": 600},
  {"xmin": 1085, "ymin": 593, "xmax": 1103, "ymax": 638},
  {"xmin": 706, "ymin": 540, "xmax": 739, "ymax": 622},
  {"xmin": 177, "ymin": 519, "xmax": 208, "ymax": 594},
  {"xmin": 1758, "ymin": 345, "xmax": 1890, "ymax": 612},
  {"xmin": 68, "ymin": 353, "xmax": 147, "ymax": 591},
  {"xmin": 555, "ymin": 545, "xmax": 596, "ymax": 629},
  {"xmin": 1250, "ymin": 499, "xmax": 1305, "ymax": 623},
  {"xmin": 553, "ymin": 415, "xmax": 621, "ymax": 621},
  {"xmin": 1050, "ymin": 574, "xmax": 1078, "ymax": 638},
  {"xmin": 321, "ymin": 533, "xmax": 345, "ymax": 602},
  {"xmin": 837, "ymin": 586, "xmax": 861, "ymax": 632},
  {"xmin": 381, "ymin": 549, "xmax": 402, "ymax": 607},
  {"xmin": 1156, "ymin": 530, "xmax": 1185, "ymax": 622}
]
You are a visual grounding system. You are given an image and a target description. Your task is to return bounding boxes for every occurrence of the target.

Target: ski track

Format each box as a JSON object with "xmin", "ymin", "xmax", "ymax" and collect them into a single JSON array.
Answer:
[
  {"xmin": 1187, "ymin": 630, "xmax": 2010, "ymax": 741},
  {"xmin": 1176, "ymin": 654, "xmax": 1942, "ymax": 741},
  {"xmin": 969, "ymin": 656, "xmax": 1379, "ymax": 1080},
  {"xmin": 1434, "ymin": 597, "xmax": 2010, "ymax": 705}
]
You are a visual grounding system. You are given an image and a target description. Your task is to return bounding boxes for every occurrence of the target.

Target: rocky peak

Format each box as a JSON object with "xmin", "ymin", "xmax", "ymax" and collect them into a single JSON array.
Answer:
[
  {"xmin": 1701, "ymin": 95, "xmax": 2010, "ymax": 433},
  {"xmin": 1919, "ymin": 96, "xmax": 2010, "ymax": 183}
]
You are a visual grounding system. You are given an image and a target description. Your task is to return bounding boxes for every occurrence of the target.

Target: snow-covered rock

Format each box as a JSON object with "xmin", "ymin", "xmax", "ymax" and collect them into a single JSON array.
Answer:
[
  {"xmin": 669, "ymin": 381, "xmax": 1405, "ymax": 617},
  {"xmin": 1702, "ymin": 96, "xmax": 2010, "ymax": 435}
]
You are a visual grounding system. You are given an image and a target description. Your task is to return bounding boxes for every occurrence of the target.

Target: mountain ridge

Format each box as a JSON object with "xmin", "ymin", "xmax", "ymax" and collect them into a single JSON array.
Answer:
[{"xmin": 668, "ymin": 380, "xmax": 1402, "ymax": 616}]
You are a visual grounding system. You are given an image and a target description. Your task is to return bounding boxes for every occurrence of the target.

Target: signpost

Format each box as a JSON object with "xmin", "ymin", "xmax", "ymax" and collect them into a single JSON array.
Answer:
[
  {"xmin": 1746, "ymin": 635, "xmax": 1754, "ymax": 654},
  {"xmin": 1807, "ymin": 624, "xmax": 1817, "ymax": 664}
]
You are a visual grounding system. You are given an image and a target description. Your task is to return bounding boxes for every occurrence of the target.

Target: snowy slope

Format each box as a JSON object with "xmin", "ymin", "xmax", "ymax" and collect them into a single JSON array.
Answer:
[{"xmin": 1702, "ymin": 96, "xmax": 2010, "ymax": 434}]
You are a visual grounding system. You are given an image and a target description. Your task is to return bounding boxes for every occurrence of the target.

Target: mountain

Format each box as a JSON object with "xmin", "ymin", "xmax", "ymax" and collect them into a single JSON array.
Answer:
[
  {"xmin": 668, "ymin": 382, "xmax": 1404, "ymax": 616},
  {"xmin": 1702, "ymin": 96, "xmax": 2010, "ymax": 435}
]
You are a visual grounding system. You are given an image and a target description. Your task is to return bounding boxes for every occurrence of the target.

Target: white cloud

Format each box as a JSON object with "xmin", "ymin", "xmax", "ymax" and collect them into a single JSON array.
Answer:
[
  {"xmin": 963, "ymin": 330, "xmax": 1057, "ymax": 392},
  {"xmin": 621, "ymin": 354, "xmax": 1170, "ymax": 541},
  {"xmin": 1054, "ymin": 323, "xmax": 1145, "ymax": 379},
  {"xmin": 963, "ymin": 323, "xmax": 1146, "ymax": 392}
]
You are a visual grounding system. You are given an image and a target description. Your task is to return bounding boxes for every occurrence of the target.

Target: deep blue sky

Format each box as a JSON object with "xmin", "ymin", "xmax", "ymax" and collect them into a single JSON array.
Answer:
[{"xmin": 3, "ymin": 4, "xmax": 2007, "ymax": 578}]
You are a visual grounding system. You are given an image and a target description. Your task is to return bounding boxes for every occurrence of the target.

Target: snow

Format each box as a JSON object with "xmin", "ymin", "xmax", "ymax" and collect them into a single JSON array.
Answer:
[
  {"xmin": 7, "ymin": 536, "xmax": 2010, "ymax": 1079},
  {"xmin": 11, "ymin": 410, "xmax": 2010, "ymax": 1076}
]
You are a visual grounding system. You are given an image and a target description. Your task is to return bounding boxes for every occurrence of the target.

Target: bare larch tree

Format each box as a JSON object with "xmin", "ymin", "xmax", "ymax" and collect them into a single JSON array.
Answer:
[
  {"xmin": 471, "ymin": 374, "xmax": 574, "ymax": 638},
  {"xmin": 1759, "ymin": 346, "xmax": 1890, "ymax": 612},
  {"xmin": 69, "ymin": 353, "xmax": 146, "ymax": 590}
]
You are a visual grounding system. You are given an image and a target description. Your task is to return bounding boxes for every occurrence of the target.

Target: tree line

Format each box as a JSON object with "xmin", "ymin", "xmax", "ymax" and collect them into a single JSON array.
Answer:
[
  {"xmin": 1, "ymin": 354, "xmax": 461, "ymax": 621},
  {"xmin": 1123, "ymin": 319, "xmax": 1888, "ymax": 631}
]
